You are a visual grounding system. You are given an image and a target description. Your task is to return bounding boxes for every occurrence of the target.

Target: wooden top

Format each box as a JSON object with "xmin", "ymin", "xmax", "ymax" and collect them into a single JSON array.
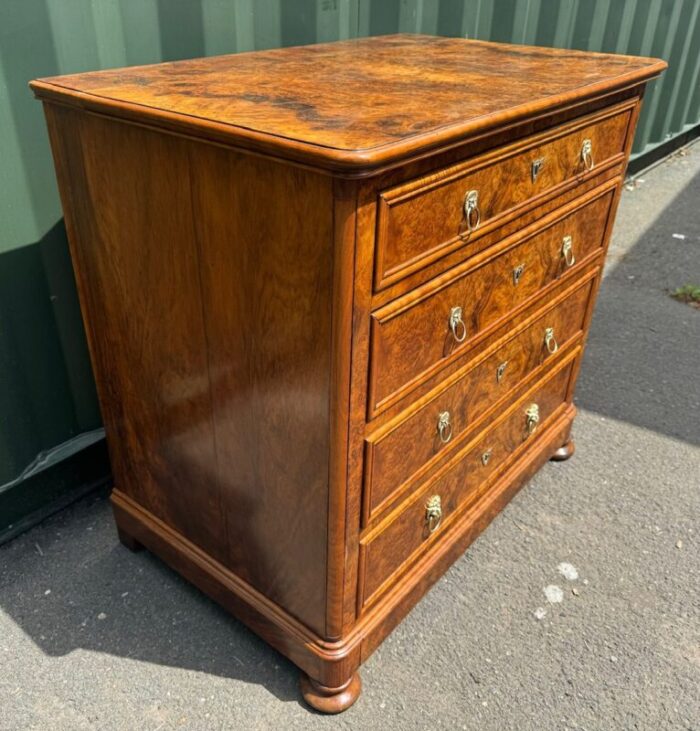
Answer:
[{"xmin": 31, "ymin": 34, "xmax": 665, "ymax": 172}]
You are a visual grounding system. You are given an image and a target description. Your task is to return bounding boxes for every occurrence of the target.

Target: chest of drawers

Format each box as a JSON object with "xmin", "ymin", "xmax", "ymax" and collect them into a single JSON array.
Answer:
[{"xmin": 32, "ymin": 35, "xmax": 665, "ymax": 713}]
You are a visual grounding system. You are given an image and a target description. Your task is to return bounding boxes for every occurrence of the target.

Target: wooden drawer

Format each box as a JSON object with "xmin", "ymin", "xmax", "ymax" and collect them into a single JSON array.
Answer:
[
  {"xmin": 369, "ymin": 183, "xmax": 614, "ymax": 415},
  {"xmin": 364, "ymin": 274, "xmax": 594, "ymax": 524},
  {"xmin": 374, "ymin": 102, "xmax": 631, "ymax": 290},
  {"xmin": 359, "ymin": 353, "xmax": 577, "ymax": 609}
]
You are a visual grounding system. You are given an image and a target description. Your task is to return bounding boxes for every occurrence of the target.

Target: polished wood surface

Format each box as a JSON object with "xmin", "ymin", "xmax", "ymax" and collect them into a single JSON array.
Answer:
[
  {"xmin": 299, "ymin": 672, "xmax": 362, "ymax": 714},
  {"xmin": 44, "ymin": 105, "xmax": 228, "ymax": 565},
  {"xmin": 360, "ymin": 354, "xmax": 577, "ymax": 608},
  {"xmin": 356, "ymin": 404, "xmax": 577, "ymax": 665},
  {"xmin": 372, "ymin": 150, "xmax": 627, "ymax": 304},
  {"xmin": 364, "ymin": 276, "xmax": 594, "ymax": 524},
  {"xmin": 31, "ymin": 35, "xmax": 664, "ymax": 172},
  {"xmin": 187, "ymin": 143, "xmax": 334, "ymax": 635},
  {"xmin": 375, "ymin": 102, "xmax": 631, "ymax": 288},
  {"xmin": 369, "ymin": 183, "xmax": 616, "ymax": 414},
  {"xmin": 33, "ymin": 35, "xmax": 665, "ymax": 713},
  {"xmin": 44, "ymin": 104, "xmax": 335, "ymax": 636}
]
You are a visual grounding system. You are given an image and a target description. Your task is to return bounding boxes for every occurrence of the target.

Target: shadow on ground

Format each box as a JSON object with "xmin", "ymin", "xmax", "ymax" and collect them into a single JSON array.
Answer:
[
  {"xmin": 0, "ymin": 487, "xmax": 301, "ymax": 705},
  {"xmin": 576, "ymin": 167, "xmax": 700, "ymax": 445}
]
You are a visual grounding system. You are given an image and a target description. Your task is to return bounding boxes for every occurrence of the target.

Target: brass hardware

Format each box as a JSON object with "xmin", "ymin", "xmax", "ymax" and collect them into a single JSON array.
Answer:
[
  {"xmin": 425, "ymin": 495, "xmax": 443, "ymax": 534},
  {"xmin": 561, "ymin": 235, "xmax": 576, "ymax": 267},
  {"xmin": 581, "ymin": 139, "xmax": 594, "ymax": 171},
  {"xmin": 544, "ymin": 327, "xmax": 559, "ymax": 354},
  {"xmin": 463, "ymin": 189, "xmax": 481, "ymax": 232},
  {"xmin": 496, "ymin": 360, "xmax": 508, "ymax": 383},
  {"xmin": 513, "ymin": 264, "xmax": 525, "ymax": 285},
  {"xmin": 449, "ymin": 306, "xmax": 467, "ymax": 343},
  {"xmin": 481, "ymin": 449, "xmax": 493, "ymax": 466},
  {"xmin": 531, "ymin": 157, "xmax": 545, "ymax": 182},
  {"xmin": 525, "ymin": 403, "xmax": 540, "ymax": 435},
  {"xmin": 437, "ymin": 411, "xmax": 453, "ymax": 444}
]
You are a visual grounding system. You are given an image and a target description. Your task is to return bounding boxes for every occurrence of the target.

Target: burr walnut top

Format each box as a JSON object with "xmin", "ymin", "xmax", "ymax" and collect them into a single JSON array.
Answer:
[{"xmin": 31, "ymin": 34, "xmax": 665, "ymax": 171}]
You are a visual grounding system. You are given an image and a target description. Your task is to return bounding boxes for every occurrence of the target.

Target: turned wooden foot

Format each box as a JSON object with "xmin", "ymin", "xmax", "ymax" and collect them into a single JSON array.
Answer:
[
  {"xmin": 117, "ymin": 526, "xmax": 143, "ymax": 552},
  {"xmin": 550, "ymin": 437, "xmax": 575, "ymax": 462},
  {"xmin": 299, "ymin": 672, "xmax": 361, "ymax": 713}
]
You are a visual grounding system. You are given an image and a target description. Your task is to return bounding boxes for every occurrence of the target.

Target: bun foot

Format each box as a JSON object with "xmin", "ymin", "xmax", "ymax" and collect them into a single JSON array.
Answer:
[
  {"xmin": 299, "ymin": 672, "xmax": 361, "ymax": 713},
  {"xmin": 117, "ymin": 526, "xmax": 143, "ymax": 552},
  {"xmin": 550, "ymin": 438, "xmax": 575, "ymax": 462}
]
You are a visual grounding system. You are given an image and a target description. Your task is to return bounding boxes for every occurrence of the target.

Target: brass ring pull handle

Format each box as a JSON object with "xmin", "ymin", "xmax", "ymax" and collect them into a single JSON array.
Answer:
[
  {"xmin": 449, "ymin": 306, "xmax": 467, "ymax": 343},
  {"xmin": 581, "ymin": 139, "xmax": 594, "ymax": 171},
  {"xmin": 425, "ymin": 495, "xmax": 443, "ymax": 534},
  {"xmin": 463, "ymin": 190, "xmax": 481, "ymax": 232},
  {"xmin": 481, "ymin": 449, "xmax": 493, "ymax": 466},
  {"xmin": 437, "ymin": 411, "xmax": 453, "ymax": 444},
  {"xmin": 544, "ymin": 327, "xmax": 559, "ymax": 354},
  {"xmin": 561, "ymin": 235, "xmax": 576, "ymax": 267},
  {"xmin": 513, "ymin": 264, "xmax": 525, "ymax": 285},
  {"xmin": 525, "ymin": 403, "xmax": 540, "ymax": 435}
]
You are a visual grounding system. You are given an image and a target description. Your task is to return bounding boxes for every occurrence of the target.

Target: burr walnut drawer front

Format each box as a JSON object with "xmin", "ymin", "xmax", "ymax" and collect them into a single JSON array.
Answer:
[
  {"xmin": 363, "ymin": 274, "xmax": 595, "ymax": 524},
  {"xmin": 374, "ymin": 103, "xmax": 631, "ymax": 289},
  {"xmin": 359, "ymin": 353, "xmax": 577, "ymax": 609},
  {"xmin": 368, "ymin": 184, "xmax": 615, "ymax": 415}
]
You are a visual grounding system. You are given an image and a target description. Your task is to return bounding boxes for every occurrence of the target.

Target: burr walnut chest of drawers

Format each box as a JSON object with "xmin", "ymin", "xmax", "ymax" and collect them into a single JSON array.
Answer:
[{"xmin": 32, "ymin": 35, "xmax": 665, "ymax": 713}]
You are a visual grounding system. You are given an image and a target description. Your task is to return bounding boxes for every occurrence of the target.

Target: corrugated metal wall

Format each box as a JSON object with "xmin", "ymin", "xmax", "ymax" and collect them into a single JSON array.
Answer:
[{"xmin": 1, "ymin": 0, "xmax": 699, "ymax": 528}]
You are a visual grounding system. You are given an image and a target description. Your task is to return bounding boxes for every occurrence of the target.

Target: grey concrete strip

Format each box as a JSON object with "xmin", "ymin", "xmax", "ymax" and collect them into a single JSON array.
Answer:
[{"xmin": 1, "ymin": 143, "xmax": 699, "ymax": 731}]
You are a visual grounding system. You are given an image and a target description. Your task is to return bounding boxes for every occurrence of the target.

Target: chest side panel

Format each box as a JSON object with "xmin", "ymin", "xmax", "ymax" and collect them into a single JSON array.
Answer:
[
  {"xmin": 44, "ymin": 105, "xmax": 227, "ymax": 565},
  {"xmin": 45, "ymin": 105, "xmax": 334, "ymax": 636},
  {"xmin": 188, "ymin": 144, "xmax": 334, "ymax": 636}
]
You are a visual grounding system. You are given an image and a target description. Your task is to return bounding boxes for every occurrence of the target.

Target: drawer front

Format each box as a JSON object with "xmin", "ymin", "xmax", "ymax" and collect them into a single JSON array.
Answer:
[
  {"xmin": 375, "ymin": 103, "xmax": 630, "ymax": 289},
  {"xmin": 359, "ymin": 354, "xmax": 576, "ymax": 608},
  {"xmin": 369, "ymin": 185, "xmax": 614, "ymax": 414},
  {"xmin": 364, "ymin": 275, "xmax": 594, "ymax": 522}
]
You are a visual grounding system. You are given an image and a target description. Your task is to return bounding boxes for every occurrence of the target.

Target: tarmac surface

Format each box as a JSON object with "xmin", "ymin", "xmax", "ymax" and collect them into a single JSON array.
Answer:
[{"xmin": 1, "ymin": 141, "xmax": 699, "ymax": 730}]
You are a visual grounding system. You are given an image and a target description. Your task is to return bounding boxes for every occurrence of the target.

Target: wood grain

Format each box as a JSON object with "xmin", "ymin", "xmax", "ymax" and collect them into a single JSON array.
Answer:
[
  {"xmin": 31, "ymin": 35, "xmax": 665, "ymax": 172},
  {"xmin": 359, "ymin": 352, "xmax": 577, "ymax": 608},
  {"xmin": 356, "ymin": 404, "xmax": 577, "ymax": 664},
  {"xmin": 371, "ymin": 156, "xmax": 625, "ymax": 305},
  {"xmin": 364, "ymin": 274, "xmax": 595, "ymax": 524},
  {"xmin": 111, "ymin": 488, "xmax": 362, "ymax": 689},
  {"xmin": 369, "ymin": 182, "xmax": 616, "ymax": 414},
  {"xmin": 44, "ymin": 105, "xmax": 227, "ymax": 564},
  {"xmin": 375, "ymin": 102, "xmax": 631, "ymax": 288},
  {"xmin": 44, "ymin": 103, "xmax": 337, "ymax": 636},
  {"xmin": 188, "ymin": 146, "xmax": 334, "ymax": 635}
]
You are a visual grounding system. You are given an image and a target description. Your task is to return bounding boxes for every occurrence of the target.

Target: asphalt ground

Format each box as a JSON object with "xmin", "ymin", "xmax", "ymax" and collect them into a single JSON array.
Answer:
[{"xmin": 1, "ymin": 141, "xmax": 698, "ymax": 730}]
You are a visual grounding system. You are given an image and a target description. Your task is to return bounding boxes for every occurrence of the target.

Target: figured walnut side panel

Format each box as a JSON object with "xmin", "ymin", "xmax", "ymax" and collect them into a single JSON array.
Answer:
[
  {"xmin": 43, "ymin": 105, "xmax": 227, "ymax": 564},
  {"xmin": 188, "ymin": 146, "xmax": 334, "ymax": 636},
  {"xmin": 45, "ymin": 104, "xmax": 336, "ymax": 637}
]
